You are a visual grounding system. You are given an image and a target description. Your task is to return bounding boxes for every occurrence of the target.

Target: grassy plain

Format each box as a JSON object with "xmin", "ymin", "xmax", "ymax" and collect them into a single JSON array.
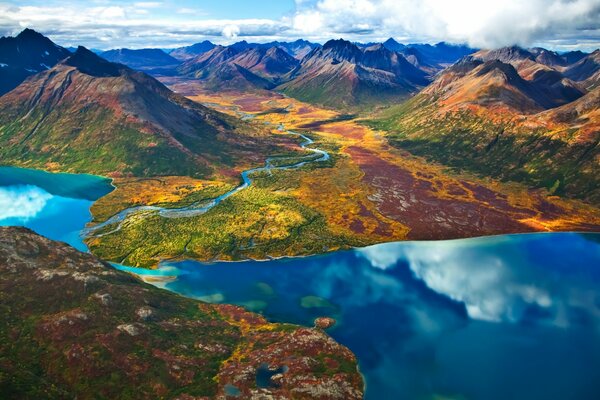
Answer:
[{"xmin": 85, "ymin": 88, "xmax": 600, "ymax": 268}]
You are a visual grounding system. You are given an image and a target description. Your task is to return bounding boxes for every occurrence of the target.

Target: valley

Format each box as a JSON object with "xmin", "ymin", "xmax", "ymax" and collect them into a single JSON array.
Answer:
[
  {"xmin": 84, "ymin": 86, "xmax": 600, "ymax": 267},
  {"xmin": 0, "ymin": 19, "xmax": 599, "ymax": 400}
]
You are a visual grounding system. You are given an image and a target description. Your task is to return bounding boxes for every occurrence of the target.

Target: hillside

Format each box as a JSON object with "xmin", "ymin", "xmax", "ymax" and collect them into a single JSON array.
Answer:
[
  {"xmin": 0, "ymin": 46, "xmax": 287, "ymax": 178},
  {"xmin": 278, "ymin": 39, "xmax": 430, "ymax": 108},
  {"xmin": 169, "ymin": 40, "xmax": 216, "ymax": 61},
  {"xmin": 99, "ymin": 48, "xmax": 180, "ymax": 70},
  {"xmin": 0, "ymin": 28, "xmax": 71, "ymax": 95},
  {"xmin": 177, "ymin": 45, "xmax": 300, "ymax": 91},
  {"xmin": 369, "ymin": 51, "xmax": 599, "ymax": 204},
  {"xmin": 0, "ymin": 226, "xmax": 363, "ymax": 399}
]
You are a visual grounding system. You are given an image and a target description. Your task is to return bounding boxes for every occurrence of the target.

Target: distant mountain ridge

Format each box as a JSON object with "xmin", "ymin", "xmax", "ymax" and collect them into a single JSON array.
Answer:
[
  {"xmin": 177, "ymin": 45, "xmax": 300, "ymax": 90},
  {"xmin": 100, "ymin": 48, "xmax": 180, "ymax": 70},
  {"xmin": 0, "ymin": 28, "xmax": 71, "ymax": 95},
  {"xmin": 277, "ymin": 39, "xmax": 430, "ymax": 107}
]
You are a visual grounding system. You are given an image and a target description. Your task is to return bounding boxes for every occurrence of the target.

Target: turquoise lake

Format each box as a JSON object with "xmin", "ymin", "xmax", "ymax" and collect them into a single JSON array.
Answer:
[{"xmin": 1, "ymin": 166, "xmax": 600, "ymax": 400}]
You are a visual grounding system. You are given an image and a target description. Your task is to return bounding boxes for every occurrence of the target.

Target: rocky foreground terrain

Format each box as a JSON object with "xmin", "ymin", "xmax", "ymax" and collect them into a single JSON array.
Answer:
[{"xmin": 0, "ymin": 227, "xmax": 363, "ymax": 399}]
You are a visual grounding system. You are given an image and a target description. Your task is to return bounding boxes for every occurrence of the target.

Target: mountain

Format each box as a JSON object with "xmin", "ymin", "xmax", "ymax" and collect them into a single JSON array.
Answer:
[
  {"xmin": 177, "ymin": 45, "xmax": 299, "ymax": 90},
  {"xmin": 562, "ymin": 50, "xmax": 588, "ymax": 65},
  {"xmin": 423, "ymin": 57, "xmax": 584, "ymax": 112},
  {"xmin": 277, "ymin": 39, "xmax": 430, "ymax": 108},
  {"xmin": 274, "ymin": 39, "xmax": 320, "ymax": 59},
  {"xmin": 564, "ymin": 50, "xmax": 600, "ymax": 89},
  {"xmin": 99, "ymin": 48, "xmax": 180, "ymax": 70},
  {"xmin": 0, "ymin": 226, "xmax": 363, "ymax": 399},
  {"xmin": 382, "ymin": 38, "xmax": 406, "ymax": 52},
  {"xmin": 369, "ymin": 50, "xmax": 598, "ymax": 204},
  {"xmin": 0, "ymin": 46, "xmax": 283, "ymax": 177},
  {"xmin": 0, "ymin": 28, "xmax": 71, "ymax": 95},
  {"xmin": 406, "ymin": 42, "xmax": 477, "ymax": 66},
  {"xmin": 169, "ymin": 40, "xmax": 216, "ymax": 61},
  {"xmin": 67, "ymin": 46, "xmax": 103, "ymax": 54},
  {"xmin": 530, "ymin": 47, "xmax": 566, "ymax": 67},
  {"xmin": 203, "ymin": 39, "xmax": 318, "ymax": 59}
]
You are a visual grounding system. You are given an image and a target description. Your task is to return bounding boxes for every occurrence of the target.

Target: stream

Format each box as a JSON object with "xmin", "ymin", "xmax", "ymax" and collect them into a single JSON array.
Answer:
[{"xmin": 85, "ymin": 106, "xmax": 329, "ymax": 237}]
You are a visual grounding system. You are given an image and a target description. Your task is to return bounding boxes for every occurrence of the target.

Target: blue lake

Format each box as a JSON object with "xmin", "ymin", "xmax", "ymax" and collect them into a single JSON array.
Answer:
[
  {"xmin": 2, "ymin": 166, "xmax": 600, "ymax": 400},
  {"xmin": 0, "ymin": 167, "xmax": 113, "ymax": 251}
]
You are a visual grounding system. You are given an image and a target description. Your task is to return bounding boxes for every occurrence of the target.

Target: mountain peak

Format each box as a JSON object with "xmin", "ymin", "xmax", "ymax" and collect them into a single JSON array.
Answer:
[
  {"xmin": 64, "ymin": 46, "xmax": 123, "ymax": 77},
  {"xmin": 322, "ymin": 39, "xmax": 362, "ymax": 61},
  {"xmin": 323, "ymin": 38, "xmax": 354, "ymax": 49},
  {"xmin": 16, "ymin": 28, "xmax": 45, "ymax": 40},
  {"xmin": 382, "ymin": 38, "xmax": 406, "ymax": 52}
]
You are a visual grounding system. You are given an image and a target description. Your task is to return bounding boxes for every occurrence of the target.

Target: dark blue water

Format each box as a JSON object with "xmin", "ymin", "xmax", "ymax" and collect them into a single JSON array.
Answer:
[
  {"xmin": 0, "ymin": 166, "xmax": 112, "ymax": 250},
  {"xmin": 2, "ymin": 166, "xmax": 600, "ymax": 399},
  {"xmin": 118, "ymin": 234, "xmax": 600, "ymax": 400}
]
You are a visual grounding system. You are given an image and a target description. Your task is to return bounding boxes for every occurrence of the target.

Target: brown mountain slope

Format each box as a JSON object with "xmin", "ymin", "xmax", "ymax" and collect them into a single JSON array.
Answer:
[
  {"xmin": 0, "ymin": 226, "xmax": 363, "ymax": 399},
  {"xmin": 278, "ymin": 39, "xmax": 430, "ymax": 108},
  {"xmin": 369, "ymin": 55, "xmax": 599, "ymax": 204},
  {"xmin": 424, "ymin": 58, "xmax": 584, "ymax": 113},
  {"xmin": 0, "ymin": 47, "xmax": 285, "ymax": 178},
  {"xmin": 564, "ymin": 50, "xmax": 600, "ymax": 89},
  {"xmin": 176, "ymin": 45, "xmax": 299, "ymax": 91}
]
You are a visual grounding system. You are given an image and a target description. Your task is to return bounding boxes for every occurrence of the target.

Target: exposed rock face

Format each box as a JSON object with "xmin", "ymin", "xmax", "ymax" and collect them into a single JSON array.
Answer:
[
  {"xmin": 314, "ymin": 317, "xmax": 336, "ymax": 330},
  {"xmin": 0, "ymin": 227, "xmax": 363, "ymax": 399}
]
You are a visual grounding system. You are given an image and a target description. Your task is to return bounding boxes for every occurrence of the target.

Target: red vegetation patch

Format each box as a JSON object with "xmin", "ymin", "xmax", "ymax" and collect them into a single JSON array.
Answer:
[{"xmin": 346, "ymin": 145, "xmax": 541, "ymax": 239}]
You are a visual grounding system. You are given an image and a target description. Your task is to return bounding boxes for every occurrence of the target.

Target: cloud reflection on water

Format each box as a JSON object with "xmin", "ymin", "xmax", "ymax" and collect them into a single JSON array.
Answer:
[
  {"xmin": 357, "ymin": 234, "xmax": 600, "ymax": 326},
  {"xmin": 0, "ymin": 185, "xmax": 52, "ymax": 221}
]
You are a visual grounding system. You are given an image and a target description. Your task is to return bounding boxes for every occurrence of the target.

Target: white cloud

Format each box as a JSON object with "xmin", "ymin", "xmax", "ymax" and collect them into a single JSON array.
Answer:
[
  {"xmin": 0, "ymin": 185, "xmax": 52, "ymax": 221},
  {"xmin": 292, "ymin": 0, "xmax": 600, "ymax": 48},
  {"xmin": 222, "ymin": 24, "xmax": 240, "ymax": 39},
  {"xmin": 92, "ymin": 6, "xmax": 126, "ymax": 19},
  {"xmin": 0, "ymin": 0, "xmax": 598, "ymax": 50},
  {"xmin": 356, "ymin": 236, "xmax": 600, "ymax": 326}
]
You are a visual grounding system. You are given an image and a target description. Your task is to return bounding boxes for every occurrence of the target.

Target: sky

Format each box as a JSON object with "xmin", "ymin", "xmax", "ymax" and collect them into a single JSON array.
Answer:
[{"xmin": 0, "ymin": 0, "xmax": 599, "ymax": 51}]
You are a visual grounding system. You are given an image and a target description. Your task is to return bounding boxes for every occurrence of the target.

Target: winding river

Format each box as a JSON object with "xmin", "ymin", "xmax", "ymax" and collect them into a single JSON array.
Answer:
[
  {"xmin": 2, "ymin": 103, "xmax": 600, "ymax": 399},
  {"xmin": 86, "ymin": 115, "xmax": 329, "ymax": 237},
  {"xmin": 2, "ymin": 166, "xmax": 600, "ymax": 399}
]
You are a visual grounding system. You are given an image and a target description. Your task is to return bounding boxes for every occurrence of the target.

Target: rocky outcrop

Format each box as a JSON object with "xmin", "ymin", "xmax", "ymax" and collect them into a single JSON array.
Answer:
[{"xmin": 0, "ymin": 227, "xmax": 363, "ymax": 399}]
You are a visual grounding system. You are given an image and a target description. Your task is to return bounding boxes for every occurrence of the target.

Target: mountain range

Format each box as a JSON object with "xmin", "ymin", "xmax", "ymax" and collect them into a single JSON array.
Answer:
[
  {"xmin": 176, "ymin": 45, "xmax": 300, "ymax": 90},
  {"xmin": 370, "ymin": 45, "xmax": 600, "ymax": 204},
  {"xmin": 0, "ymin": 29, "xmax": 598, "ymax": 204},
  {"xmin": 0, "ymin": 40, "xmax": 284, "ymax": 178},
  {"xmin": 171, "ymin": 38, "xmax": 476, "ymax": 107},
  {"xmin": 100, "ymin": 48, "xmax": 180, "ymax": 71}
]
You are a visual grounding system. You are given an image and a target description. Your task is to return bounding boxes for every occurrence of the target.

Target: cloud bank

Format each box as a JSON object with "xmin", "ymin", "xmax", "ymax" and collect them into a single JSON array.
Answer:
[{"xmin": 0, "ymin": 0, "xmax": 599, "ymax": 50}]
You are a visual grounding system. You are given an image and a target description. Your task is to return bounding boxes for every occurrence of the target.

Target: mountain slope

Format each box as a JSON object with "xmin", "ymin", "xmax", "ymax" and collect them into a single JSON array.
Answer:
[
  {"xmin": 177, "ymin": 45, "xmax": 299, "ymax": 90},
  {"xmin": 0, "ymin": 46, "xmax": 283, "ymax": 178},
  {"xmin": 278, "ymin": 39, "xmax": 430, "ymax": 108},
  {"xmin": 169, "ymin": 40, "xmax": 216, "ymax": 61},
  {"xmin": 0, "ymin": 226, "xmax": 363, "ymax": 399},
  {"xmin": 0, "ymin": 28, "xmax": 71, "ymax": 95},
  {"xmin": 369, "ymin": 54, "xmax": 599, "ymax": 204},
  {"xmin": 424, "ymin": 57, "xmax": 584, "ymax": 112},
  {"xmin": 100, "ymin": 48, "xmax": 180, "ymax": 70},
  {"xmin": 564, "ymin": 50, "xmax": 600, "ymax": 89}
]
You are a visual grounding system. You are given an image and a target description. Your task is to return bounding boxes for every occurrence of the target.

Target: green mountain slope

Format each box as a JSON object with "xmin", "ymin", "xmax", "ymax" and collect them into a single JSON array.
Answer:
[
  {"xmin": 0, "ymin": 47, "xmax": 281, "ymax": 178},
  {"xmin": 0, "ymin": 226, "xmax": 363, "ymax": 399}
]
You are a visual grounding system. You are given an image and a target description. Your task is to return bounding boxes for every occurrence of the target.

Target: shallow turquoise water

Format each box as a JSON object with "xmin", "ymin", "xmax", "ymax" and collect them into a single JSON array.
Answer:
[
  {"xmin": 0, "ymin": 167, "xmax": 112, "ymax": 251},
  {"xmin": 2, "ymin": 166, "xmax": 600, "ymax": 399}
]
